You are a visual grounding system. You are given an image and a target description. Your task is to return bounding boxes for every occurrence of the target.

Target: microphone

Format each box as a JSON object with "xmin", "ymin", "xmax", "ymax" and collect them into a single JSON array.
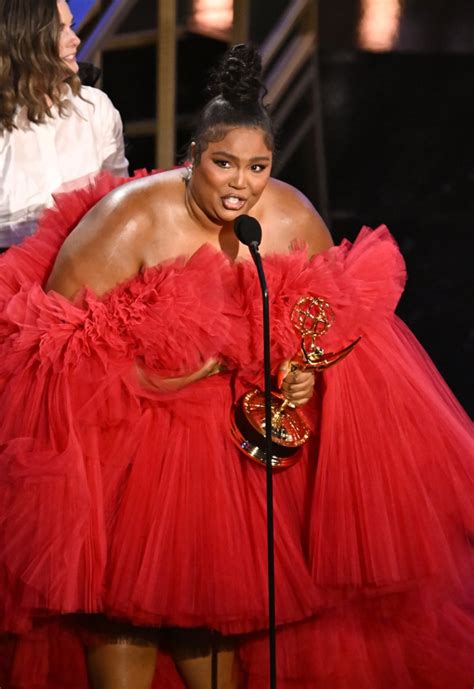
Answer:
[
  {"xmin": 233, "ymin": 213, "xmax": 277, "ymax": 689},
  {"xmin": 233, "ymin": 215, "xmax": 262, "ymax": 249}
]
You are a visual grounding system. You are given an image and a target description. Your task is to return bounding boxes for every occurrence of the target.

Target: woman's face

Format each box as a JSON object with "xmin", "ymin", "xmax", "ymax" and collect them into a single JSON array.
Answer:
[
  {"xmin": 57, "ymin": 0, "xmax": 80, "ymax": 73},
  {"xmin": 190, "ymin": 126, "xmax": 273, "ymax": 225}
]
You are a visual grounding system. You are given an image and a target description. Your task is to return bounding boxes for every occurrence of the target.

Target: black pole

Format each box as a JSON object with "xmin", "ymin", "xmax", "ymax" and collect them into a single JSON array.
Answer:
[
  {"xmin": 233, "ymin": 215, "xmax": 277, "ymax": 688},
  {"xmin": 250, "ymin": 245, "xmax": 277, "ymax": 689}
]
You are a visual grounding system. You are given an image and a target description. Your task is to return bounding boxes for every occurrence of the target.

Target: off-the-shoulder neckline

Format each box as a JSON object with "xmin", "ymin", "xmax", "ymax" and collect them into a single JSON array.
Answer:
[
  {"xmin": 65, "ymin": 243, "xmax": 323, "ymax": 305},
  {"xmin": 49, "ymin": 226, "xmax": 394, "ymax": 306}
]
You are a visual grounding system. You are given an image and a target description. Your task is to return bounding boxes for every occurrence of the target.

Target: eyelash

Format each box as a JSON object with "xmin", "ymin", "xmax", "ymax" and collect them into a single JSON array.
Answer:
[
  {"xmin": 213, "ymin": 160, "xmax": 267, "ymax": 172},
  {"xmin": 60, "ymin": 21, "xmax": 76, "ymax": 31}
]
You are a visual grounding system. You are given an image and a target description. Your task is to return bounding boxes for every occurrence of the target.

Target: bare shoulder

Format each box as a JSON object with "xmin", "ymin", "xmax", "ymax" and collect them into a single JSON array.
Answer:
[
  {"xmin": 46, "ymin": 171, "xmax": 185, "ymax": 299},
  {"xmin": 259, "ymin": 178, "xmax": 333, "ymax": 256}
]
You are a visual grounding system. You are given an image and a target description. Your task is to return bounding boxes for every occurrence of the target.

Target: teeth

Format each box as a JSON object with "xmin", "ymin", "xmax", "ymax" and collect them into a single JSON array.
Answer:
[{"xmin": 223, "ymin": 196, "xmax": 245, "ymax": 210}]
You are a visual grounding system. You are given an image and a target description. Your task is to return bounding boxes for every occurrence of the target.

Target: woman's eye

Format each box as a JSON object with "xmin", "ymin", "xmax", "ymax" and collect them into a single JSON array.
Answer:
[
  {"xmin": 251, "ymin": 164, "xmax": 267, "ymax": 172},
  {"xmin": 60, "ymin": 22, "xmax": 76, "ymax": 32},
  {"xmin": 214, "ymin": 160, "xmax": 231, "ymax": 168}
]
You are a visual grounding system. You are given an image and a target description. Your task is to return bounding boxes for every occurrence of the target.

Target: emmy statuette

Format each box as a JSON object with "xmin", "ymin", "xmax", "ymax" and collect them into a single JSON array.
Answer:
[{"xmin": 230, "ymin": 296, "xmax": 360, "ymax": 469}]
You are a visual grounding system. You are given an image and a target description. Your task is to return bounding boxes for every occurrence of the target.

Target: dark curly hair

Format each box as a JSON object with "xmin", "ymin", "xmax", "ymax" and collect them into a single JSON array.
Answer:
[
  {"xmin": 0, "ymin": 0, "xmax": 81, "ymax": 134},
  {"xmin": 192, "ymin": 44, "xmax": 274, "ymax": 163}
]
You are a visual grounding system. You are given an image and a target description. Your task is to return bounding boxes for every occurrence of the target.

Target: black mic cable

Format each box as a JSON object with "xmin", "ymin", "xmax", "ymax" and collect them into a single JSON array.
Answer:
[{"xmin": 234, "ymin": 214, "xmax": 277, "ymax": 689}]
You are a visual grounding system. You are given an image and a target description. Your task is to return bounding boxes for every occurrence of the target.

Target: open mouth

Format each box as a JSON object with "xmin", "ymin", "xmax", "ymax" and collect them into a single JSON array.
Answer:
[{"xmin": 222, "ymin": 195, "xmax": 246, "ymax": 211}]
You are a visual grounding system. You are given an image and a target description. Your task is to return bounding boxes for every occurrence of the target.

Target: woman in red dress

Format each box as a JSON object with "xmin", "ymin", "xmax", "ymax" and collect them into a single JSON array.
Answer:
[{"xmin": 0, "ymin": 44, "xmax": 472, "ymax": 689}]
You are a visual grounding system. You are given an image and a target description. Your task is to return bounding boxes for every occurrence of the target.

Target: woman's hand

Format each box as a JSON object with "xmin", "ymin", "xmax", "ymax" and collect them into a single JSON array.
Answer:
[
  {"xmin": 278, "ymin": 361, "xmax": 315, "ymax": 407},
  {"xmin": 136, "ymin": 358, "xmax": 224, "ymax": 392}
]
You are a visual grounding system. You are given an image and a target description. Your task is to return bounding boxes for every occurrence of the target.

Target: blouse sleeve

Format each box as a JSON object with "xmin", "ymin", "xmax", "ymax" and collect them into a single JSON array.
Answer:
[{"xmin": 94, "ymin": 89, "xmax": 129, "ymax": 177}]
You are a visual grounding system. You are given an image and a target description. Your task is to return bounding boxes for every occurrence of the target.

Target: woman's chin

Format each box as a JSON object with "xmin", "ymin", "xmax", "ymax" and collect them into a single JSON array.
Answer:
[{"xmin": 63, "ymin": 58, "xmax": 79, "ymax": 74}]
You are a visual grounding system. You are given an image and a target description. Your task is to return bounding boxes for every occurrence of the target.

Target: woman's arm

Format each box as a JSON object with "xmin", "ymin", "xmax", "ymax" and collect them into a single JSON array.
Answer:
[
  {"xmin": 46, "ymin": 191, "xmax": 148, "ymax": 299},
  {"xmin": 46, "ymin": 185, "xmax": 225, "ymax": 392},
  {"xmin": 257, "ymin": 180, "xmax": 334, "ymax": 404},
  {"xmin": 259, "ymin": 178, "xmax": 334, "ymax": 258}
]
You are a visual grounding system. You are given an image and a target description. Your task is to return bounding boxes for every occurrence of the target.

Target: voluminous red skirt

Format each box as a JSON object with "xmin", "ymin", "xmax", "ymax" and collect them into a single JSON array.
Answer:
[{"xmin": 0, "ymin": 172, "xmax": 472, "ymax": 688}]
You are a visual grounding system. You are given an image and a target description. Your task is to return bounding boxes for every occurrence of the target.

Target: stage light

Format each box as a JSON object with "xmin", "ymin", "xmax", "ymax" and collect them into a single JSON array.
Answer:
[
  {"xmin": 188, "ymin": 0, "xmax": 233, "ymax": 40},
  {"xmin": 358, "ymin": 0, "xmax": 402, "ymax": 51}
]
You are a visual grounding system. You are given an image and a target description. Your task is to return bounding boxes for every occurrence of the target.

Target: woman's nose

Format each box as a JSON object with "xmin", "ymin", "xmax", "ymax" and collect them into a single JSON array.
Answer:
[
  {"xmin": 70, "ymin": 29, "xmax": 81, "ymax": 47},
  {"xmin": 230, "ymin": 169, "xmax": 246, "ymax": 189}
]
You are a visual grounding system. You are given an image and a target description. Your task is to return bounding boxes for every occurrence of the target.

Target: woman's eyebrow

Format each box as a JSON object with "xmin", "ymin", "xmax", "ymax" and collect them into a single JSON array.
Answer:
[{"xmin": 211, "ymin": 150, "xmax": 271, "ymax": 162}]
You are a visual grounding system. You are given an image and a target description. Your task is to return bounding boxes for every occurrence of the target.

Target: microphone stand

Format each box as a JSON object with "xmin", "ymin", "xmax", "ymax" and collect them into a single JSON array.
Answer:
[{"xmin": 248, "ymin": 240, "xmax": 277, "ymax": 689}]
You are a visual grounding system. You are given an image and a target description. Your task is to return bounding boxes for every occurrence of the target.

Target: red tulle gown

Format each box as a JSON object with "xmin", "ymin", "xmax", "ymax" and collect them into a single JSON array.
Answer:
[{"xmin": 0, "ymin": 172, "xmax": 472, "ymax": 689}]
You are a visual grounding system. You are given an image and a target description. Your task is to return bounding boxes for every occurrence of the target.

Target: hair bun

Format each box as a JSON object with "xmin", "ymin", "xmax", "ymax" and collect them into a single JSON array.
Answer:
[{"xmin": 208, "ymin": 43, "xmax": 264, "ymax": 105}]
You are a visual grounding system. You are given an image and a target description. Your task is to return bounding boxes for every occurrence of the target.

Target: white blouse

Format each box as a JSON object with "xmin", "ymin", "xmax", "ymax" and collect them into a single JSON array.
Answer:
[{"xmin": 0, "ymin": 85, "xmax": 129, "ymax": 247}]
